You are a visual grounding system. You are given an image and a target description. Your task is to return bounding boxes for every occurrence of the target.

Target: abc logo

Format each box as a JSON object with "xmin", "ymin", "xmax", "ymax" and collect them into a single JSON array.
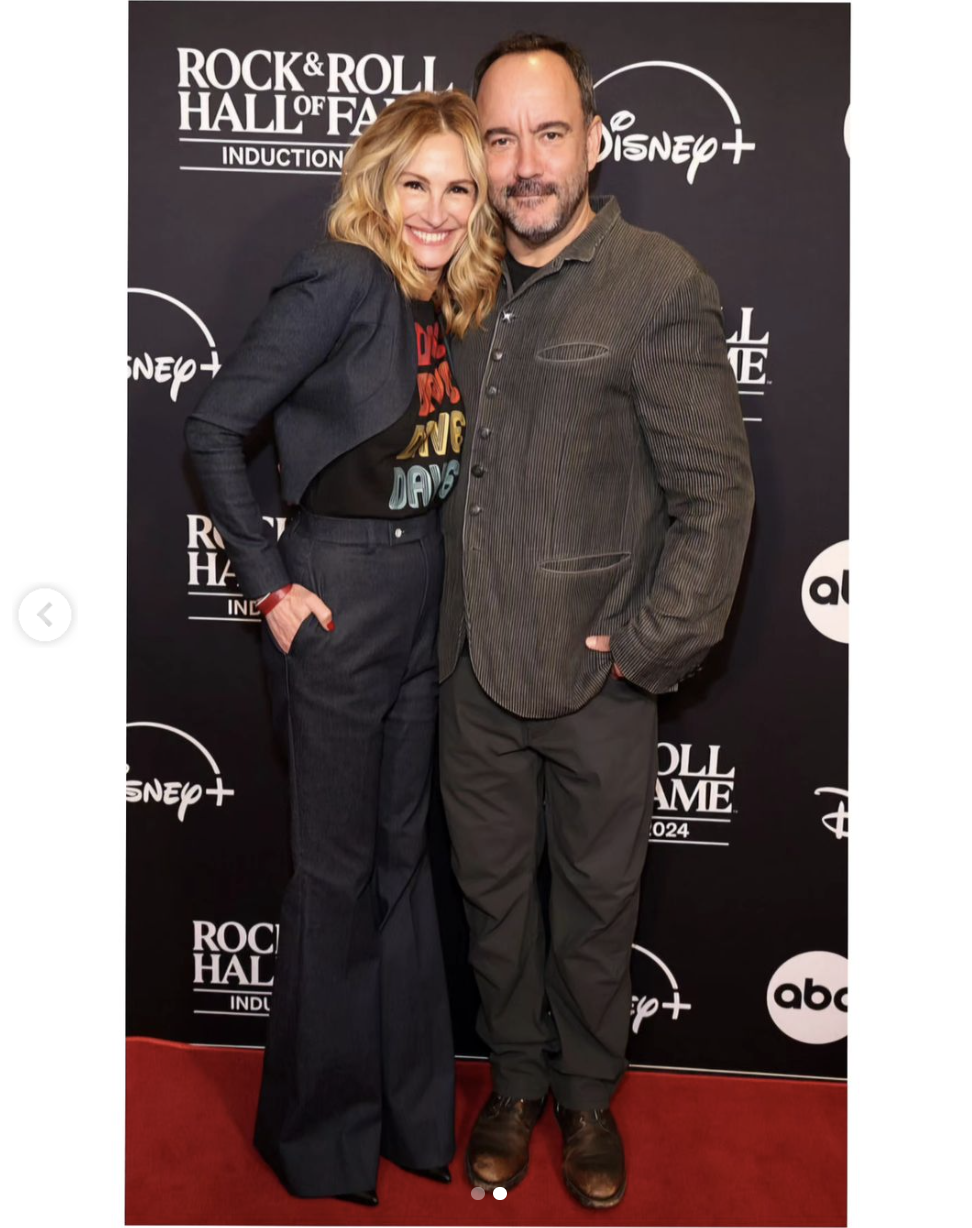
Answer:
[
  {"xmin": 767, "ymin": 951, "xmax": 848, "ymax": 1044},
  {"xmin": 801, "ymin": 540, "xmax": 849, "ymax": 643}
]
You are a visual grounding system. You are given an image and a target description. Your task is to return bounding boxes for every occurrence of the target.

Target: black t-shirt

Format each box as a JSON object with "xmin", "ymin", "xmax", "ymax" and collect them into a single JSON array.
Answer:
[
  {"xmin": 506, "ymin": 253, "xmax": 550, "ymax": 293},
  {"xmin": 302, "ymin": 298, "xmax": 464, "ymax": 517}
]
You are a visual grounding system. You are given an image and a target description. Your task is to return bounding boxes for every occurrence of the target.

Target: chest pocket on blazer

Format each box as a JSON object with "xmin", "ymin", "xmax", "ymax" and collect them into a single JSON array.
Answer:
[
  {"xmin": 536, "ymin": 342, "xmax": 610, "ymax": 363},
  {"xmin": 540, "ymin": 552, "xmax": 630, "ymax": 573}
]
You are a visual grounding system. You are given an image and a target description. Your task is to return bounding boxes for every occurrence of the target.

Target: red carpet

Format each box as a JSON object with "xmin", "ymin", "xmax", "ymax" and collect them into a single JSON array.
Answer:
[{"xmin": 126, "ymin": 1038, "xmax": 845, "ymax": 1226}]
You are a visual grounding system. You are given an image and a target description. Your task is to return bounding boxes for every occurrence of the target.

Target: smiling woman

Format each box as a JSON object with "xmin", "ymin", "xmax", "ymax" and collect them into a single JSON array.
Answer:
[
  {"xmin": 395, "ymin": 132, "xmax": 477, "ymax": 286},
  {"xmin": 183, "ymin": 88, "xmax": 503, "ymax": 1207},
  {"xmin": 328, "ymin": 90, "xmax": 503, "ymax": 334}
]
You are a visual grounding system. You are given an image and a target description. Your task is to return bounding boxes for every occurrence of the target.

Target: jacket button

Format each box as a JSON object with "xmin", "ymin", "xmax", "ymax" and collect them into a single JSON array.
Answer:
[
  {"xmin": 486, "ymin": 385, "xmax": 498, "ymax": 397},
  {"xmin": 469, "ymin": 504, "xmax": 482, "ymax": 516},
  {"xmin": 479, "ymin": 426, "xmax": 491, "ymax": 439},
  {"xmin": 472, "ymin": 464, "xmax": 485, "ymax": 478},
  {"xmin": 492, "ymin": 350, "xmax": 503, "ymax": 361}
]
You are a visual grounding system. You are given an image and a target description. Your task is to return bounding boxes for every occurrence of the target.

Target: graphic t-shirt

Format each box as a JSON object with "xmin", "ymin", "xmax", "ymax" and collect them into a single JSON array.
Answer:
[{"xmin": 301, "ymin": 298, "xmax": 464, "ymax": 517}]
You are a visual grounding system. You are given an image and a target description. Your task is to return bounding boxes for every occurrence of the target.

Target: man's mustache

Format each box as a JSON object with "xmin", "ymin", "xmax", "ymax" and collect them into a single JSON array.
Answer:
[{"xmin": 505, "ymin": 179, "xmax": 558, "ymax": 200}]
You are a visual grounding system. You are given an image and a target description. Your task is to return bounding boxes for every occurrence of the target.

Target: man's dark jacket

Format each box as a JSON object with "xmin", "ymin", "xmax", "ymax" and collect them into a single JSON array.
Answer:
[{"xmin": 440, "ymin": 197, "xmax": 755, "ymax": 717}]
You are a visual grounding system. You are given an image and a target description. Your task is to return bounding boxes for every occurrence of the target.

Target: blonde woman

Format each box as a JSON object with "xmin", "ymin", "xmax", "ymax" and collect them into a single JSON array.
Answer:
[{"xmin": 185, "ymin": 91, "xmax": 502, "ymax": 1205}]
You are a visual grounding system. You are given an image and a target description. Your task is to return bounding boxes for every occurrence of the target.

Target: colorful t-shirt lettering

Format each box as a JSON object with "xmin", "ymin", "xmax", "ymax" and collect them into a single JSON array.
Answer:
[{"xmin": 301, "ymin": 299, "xmax": 464, "ymax": 518}]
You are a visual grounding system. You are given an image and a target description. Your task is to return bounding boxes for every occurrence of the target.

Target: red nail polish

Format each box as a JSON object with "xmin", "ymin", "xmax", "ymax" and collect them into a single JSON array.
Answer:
[{"xmin": 325, "ymin": 619, "xmax": 335, "ymax": 632}]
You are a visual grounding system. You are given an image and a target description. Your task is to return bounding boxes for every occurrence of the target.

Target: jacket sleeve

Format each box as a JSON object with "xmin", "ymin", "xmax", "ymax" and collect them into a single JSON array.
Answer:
[
  {"xmin": 609, "ymin": 267, "xmax": 755, "ymax": 693},
  {"xmin": 184, "ymin": 246, "xmax": 370, "ymax": 598}
]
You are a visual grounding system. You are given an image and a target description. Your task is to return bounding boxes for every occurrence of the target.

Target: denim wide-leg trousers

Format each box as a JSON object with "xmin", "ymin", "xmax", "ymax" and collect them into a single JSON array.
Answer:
[{"xmin": 253, "ymin": 508, "xmax": 455, "ymax": 1198}]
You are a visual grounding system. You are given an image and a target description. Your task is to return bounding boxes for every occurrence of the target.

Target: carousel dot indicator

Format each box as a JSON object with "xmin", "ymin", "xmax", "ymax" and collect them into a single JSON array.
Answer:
[
  {"xmin": 470, "ymin": 1186, "xmax": 486, "ymax": 1200},
  {"xmin": 493, "ymin": 1186, "xmax": 508, "ymax": 1201}
]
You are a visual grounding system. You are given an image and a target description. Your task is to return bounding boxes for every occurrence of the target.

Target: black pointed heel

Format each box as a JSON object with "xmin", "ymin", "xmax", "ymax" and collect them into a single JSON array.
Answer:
[
  {"xmin": 407, "ymin": 1164, "xmax": 452, "ymax": 1184},
  {"xmin": 334, "ymin": 1189, "xmax": 379, "ymax": 1206}
]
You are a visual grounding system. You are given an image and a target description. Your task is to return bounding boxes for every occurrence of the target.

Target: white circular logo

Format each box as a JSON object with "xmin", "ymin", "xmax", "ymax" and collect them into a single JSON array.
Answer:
[
  {"xmin": 767, "ymin": 951, "xmax": 848, "ymax": 1044},
  {"xmin": 802, "ymin": 540, "xmax": 849, "ymax": 642}
]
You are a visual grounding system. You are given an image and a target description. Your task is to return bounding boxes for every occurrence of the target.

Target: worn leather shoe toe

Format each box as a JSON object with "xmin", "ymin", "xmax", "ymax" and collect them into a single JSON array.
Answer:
[
  {"xmin": 555, "ymin": 1103, "xmax": 626, "ymax": 1209},
  {"xmin": 466, "ymin": 1092, "xmax": 545, "ymax": 1191}
]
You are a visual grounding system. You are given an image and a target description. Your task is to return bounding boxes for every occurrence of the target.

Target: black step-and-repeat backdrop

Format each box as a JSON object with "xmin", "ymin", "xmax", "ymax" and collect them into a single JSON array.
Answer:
[{"xmin": 127, "ymin": 2, "xmax": 849, "ymax": 1081}]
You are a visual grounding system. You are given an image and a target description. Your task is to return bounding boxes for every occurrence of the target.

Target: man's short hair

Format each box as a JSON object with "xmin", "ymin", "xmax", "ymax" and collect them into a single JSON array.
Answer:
[{"xmin": 471, "ymin": 32, "xmax": 597, "ymax": 125}]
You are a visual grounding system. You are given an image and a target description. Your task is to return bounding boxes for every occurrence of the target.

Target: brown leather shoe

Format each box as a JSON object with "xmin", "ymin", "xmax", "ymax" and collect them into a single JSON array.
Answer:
[
  {"xmin": 555, "ymin": 1103, "xmax": 627, "ymax": 1209},
  {"xmin": 465, "ymin": 1093, "xmax": 545, "ymax": 1191}
]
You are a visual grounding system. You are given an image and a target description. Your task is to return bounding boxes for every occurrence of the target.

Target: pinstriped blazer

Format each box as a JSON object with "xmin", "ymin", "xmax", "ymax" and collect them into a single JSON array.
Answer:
[
  {"xmin": 439, "ymin": 196, "xmax": 755, "ymax": 718},
  {"xmin": 184, "ymin": 242, "xmax": 414, "ymax": 598}
]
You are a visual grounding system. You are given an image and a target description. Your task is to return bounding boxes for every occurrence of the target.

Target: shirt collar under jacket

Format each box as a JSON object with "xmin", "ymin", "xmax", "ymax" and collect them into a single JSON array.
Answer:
[{"xmin": 501, "ymin": 195, "xmax": 622, "ymax": 295}]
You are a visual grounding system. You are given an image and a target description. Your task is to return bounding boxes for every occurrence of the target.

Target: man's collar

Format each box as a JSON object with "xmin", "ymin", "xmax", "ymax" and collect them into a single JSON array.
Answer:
[
  {"xmin": 501, "ymin": 196, "xmax": 620, "ymax": 289},
  {"xmin": 553, "ymin": 195, "xmax": 621, "ymax": 266}
]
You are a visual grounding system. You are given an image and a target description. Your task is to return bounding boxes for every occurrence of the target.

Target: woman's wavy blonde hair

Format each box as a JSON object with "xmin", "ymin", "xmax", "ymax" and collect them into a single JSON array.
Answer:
[{"xmin": 327, "ymin": 90, "xmax": 503, "ymax": 338}]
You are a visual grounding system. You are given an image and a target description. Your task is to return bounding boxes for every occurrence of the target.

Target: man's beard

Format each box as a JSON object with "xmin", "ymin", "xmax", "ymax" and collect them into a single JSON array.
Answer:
[{"xmin": 489, "ymin": 168, "xmax": 589, "ymax": 248}]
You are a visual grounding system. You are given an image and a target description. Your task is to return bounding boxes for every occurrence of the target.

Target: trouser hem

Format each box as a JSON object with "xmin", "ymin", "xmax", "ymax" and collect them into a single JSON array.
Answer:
[
  {"xmin": 254, "ymin": 1139, "xmax": 379, "ymax": 1200},
  {"xmin": 382, "ymin": 1146, "xmax": 457, "ymax": 1170},
  {"xmin": 491, "ymin": 1075, "xmax": 550, "ymax": 1102},
  {"xmin": 548, "ymin": 1073, "xmax": 621, "ymax": 1112}
]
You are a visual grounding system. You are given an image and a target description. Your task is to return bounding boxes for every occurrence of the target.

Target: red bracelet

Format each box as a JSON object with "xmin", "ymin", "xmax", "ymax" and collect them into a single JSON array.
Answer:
[{"xmin": 256, "ymin": 584, "xmax": 293, "ymax": 615}]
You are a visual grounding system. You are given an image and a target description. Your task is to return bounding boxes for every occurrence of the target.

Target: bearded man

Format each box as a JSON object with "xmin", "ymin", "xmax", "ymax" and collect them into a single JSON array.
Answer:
[{"xmin": 438, "ymin": 33, "xmax": 755, "ymax": 1208}]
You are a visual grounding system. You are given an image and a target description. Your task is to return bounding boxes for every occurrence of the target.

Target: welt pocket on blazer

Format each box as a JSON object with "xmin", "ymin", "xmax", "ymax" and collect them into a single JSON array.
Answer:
[
  {"xmin": 539, "ymin": 552, "xmax": 630, "ymax": 573},
  {"xmin": 535, "ymin": 342, "xmax": 610, "ymax": 363}
]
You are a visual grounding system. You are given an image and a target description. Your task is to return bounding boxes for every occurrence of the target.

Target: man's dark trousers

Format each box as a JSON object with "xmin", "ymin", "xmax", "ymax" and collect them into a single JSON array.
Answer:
[
  {"xmin": 439, "ymin": 650, "xmax": 659, "ymax": 1109},
  {"xmin": 254, "ymin": 508, "xmax": 455, "ymax": 1198}
]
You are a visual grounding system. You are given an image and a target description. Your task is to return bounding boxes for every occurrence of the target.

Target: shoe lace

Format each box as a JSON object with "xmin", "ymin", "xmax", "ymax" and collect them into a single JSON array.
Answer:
[
  {"xmin": 487, "ymin": 1093, "xmax": 538, "ymax": 1119},
  {"xmin": 557, "ymin": 1103, "xmax": 612, "ymax": 1133}
]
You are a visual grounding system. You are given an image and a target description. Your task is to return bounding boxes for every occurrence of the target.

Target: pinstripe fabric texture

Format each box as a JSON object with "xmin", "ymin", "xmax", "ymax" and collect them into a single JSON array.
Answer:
[
  {"xmin": 184, "ymin": 243, "xmax": 413, "ymax": 598},
  {"xmin": 439, "ymin": 196, "xmax": 755, "ymax": 718}
]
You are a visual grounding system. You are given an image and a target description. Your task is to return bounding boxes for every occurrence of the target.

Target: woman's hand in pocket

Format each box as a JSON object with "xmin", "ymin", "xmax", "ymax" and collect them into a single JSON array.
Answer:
[{"xmin": 266, "ymin": 584, "xmax": 334, "ymax": 654}]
